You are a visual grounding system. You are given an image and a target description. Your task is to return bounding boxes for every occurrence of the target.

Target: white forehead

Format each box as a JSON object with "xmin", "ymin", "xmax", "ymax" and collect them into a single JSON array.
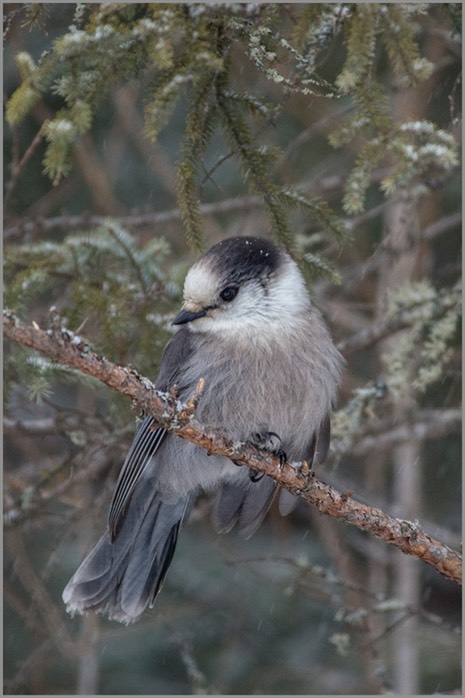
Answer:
[{"xmin": 183, "ymin": 260, "xmax": 219, "ymax": 306}]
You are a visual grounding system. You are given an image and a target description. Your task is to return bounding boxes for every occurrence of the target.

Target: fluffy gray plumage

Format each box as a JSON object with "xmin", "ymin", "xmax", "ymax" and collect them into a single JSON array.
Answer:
[{"xmin": 63, "ymin": 236, "xmax": 344, "ymax": 623}]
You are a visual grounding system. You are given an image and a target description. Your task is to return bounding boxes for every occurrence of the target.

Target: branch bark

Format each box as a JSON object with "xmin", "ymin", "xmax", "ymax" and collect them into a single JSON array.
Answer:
[{"xmin": 4, "ymin": 309, "xmax": 462, "ymax": 586}]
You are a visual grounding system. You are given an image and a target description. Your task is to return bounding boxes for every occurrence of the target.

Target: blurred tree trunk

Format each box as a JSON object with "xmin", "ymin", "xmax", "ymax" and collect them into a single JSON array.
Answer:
[
  {"xmin": 378, "ymin": 17, "xmax": 447, "ymax": 693},
  {"xmin": 379, "ymin": 179, "xmax": 423, "ymax": 697}
]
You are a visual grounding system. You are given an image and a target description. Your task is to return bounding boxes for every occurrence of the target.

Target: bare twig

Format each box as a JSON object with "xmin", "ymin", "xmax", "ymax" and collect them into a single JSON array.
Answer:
[
  {"xmin": 4, "ymin": 196, "xmax": 263, "ymax": 241},
  {"xmin": 4, "ymin": 122, "xmax": 48, "ymax": 207},
  {"xmin": 4, "ymin": 309, "xmax": 462, "ymax": 586},
  {"xmin": 349, "ymin": 409, "xmax": 461, "ymax": 456}
]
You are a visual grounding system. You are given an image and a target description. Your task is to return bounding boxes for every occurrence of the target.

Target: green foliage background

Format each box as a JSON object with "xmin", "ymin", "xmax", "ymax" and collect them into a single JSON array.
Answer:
[{"xmin": 4, "ymin": 3, "xmax": 462, "ymax": 695}]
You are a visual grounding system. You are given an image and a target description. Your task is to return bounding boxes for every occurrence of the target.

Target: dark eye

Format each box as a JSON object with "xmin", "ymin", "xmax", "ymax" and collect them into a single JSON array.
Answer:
[{"xmin": 220, "ymin": 286, "xmax": 238, "ymax": 302}]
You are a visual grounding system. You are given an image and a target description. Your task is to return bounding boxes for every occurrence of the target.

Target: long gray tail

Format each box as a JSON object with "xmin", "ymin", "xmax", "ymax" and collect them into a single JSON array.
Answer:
[{"xmin": 63, "ymin": 488, "xmax": 192, "ymax": 624}]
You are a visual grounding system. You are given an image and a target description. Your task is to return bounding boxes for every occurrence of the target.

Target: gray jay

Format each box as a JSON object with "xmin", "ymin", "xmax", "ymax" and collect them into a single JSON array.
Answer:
[{"xmin": 63, "ymin": 235, "xmax": 343, "ymax": 623}]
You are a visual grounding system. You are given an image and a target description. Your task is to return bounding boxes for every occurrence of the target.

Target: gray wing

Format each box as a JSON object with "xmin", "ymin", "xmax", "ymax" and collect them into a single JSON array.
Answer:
[
  {"xmin": 318, "ymin": 415, "xmax": 331, "ymax": 463},
  {"xmin": 108, "ymin": 418, "xmax": 167, "ymax": 541},
  {"xmin": 278, "ymin": 414, "xmax": 331, "ymax": 516},
  {"xmin": 108, "ymin": 327, "xmax": 195, "ymax": 540},
  {"xmin": 306, "ymin": 414, "xmax": 331, "ymax": 467},
  {"xmin": 155, "ymin": 326, "xmax": 194, "ymax": 392}
]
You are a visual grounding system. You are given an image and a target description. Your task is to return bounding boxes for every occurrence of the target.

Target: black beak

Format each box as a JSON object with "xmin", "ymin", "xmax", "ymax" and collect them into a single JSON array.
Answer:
[{"xmin": 172, "ymin": 307, "xmax": 207, "ymax": 326}]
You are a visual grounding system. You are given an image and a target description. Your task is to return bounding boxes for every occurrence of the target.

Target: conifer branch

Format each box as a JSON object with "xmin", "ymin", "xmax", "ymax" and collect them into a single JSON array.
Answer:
[{"xmin": 4, "ymin": 309, "xmax": 461, "ymax": 587}]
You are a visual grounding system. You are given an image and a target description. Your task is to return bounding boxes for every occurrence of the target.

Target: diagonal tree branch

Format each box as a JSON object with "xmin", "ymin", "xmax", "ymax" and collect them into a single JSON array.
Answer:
[{"xmin": 3, "ymin": 309, "xmax": 462, "ymax": 586}]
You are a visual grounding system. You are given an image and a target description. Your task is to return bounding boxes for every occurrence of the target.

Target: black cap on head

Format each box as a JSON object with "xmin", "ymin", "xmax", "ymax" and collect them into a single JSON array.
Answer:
[{"xmin": 202, "ymin": 236, "xmax": 283, "ymax": 285}]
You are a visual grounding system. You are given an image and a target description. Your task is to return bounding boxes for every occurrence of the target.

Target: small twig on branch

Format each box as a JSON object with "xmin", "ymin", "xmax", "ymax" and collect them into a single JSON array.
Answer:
[{"xmin": 3, "ymin": 309, "xmax": 462, "ymax": 586}]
